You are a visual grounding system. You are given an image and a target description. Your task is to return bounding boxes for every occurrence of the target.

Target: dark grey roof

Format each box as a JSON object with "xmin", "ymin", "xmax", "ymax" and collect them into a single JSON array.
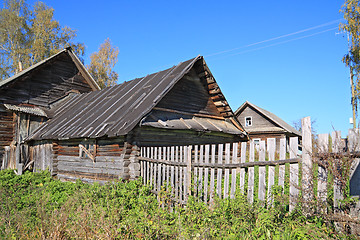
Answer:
[
  {"xmin": 234, "ymin": 101, "xmax": 301, "ymax": 136},
  {"xmin": 29, "ymin": 56, "xmax": 245, "ymax": 141},
  {"xmin": 0, "ymin": 48, "xmax": 100, "ymax": 91}
]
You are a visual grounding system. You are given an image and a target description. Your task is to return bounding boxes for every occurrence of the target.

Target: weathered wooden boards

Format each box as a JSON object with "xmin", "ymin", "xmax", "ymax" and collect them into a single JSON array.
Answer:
[{"xmin": 139, "ymin": 138, "xmax": 300, "ymax": 205}]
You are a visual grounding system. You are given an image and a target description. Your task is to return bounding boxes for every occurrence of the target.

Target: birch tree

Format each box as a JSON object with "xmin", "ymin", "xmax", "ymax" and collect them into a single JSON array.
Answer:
[
  {"xmin": 0, "ymin": 0, "xmax": 84, "ymax": 80},
  {"xmin": 87, "ymin": 38, "xmax": 119, "ymax": 89},
  {"xmin": 340, "ymin": 0, "xmax": 360, "ymax": 128}
]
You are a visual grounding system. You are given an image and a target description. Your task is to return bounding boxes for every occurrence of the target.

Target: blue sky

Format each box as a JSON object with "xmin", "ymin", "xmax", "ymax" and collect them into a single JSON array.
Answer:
[{"xmin": 33, "ymin": 0, "xmax": 350, "ymax": 136}]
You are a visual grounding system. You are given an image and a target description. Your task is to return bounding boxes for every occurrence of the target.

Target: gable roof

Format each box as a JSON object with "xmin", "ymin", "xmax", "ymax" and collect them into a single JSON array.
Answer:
[
  {"xmin": 29, "ymin": 56, "xmax": 246, "ymax": 141},
  {"xmin": 0, "ymin": 47, "xmax": 100, "ymax": 91},
  {"xmin": 234, "ymin": 101, "xmax": 301, "ymax": 136}
]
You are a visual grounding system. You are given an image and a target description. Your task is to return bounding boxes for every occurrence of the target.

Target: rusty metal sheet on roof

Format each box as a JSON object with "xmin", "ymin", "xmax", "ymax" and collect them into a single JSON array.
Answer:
[{"xmin": 29, "ymin": 57, "xmax": 201, "ymax": 140}]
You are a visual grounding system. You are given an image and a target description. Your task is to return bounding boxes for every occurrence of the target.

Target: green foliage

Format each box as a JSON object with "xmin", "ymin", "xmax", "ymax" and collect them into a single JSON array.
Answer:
[
  {"xmin": 0, "ymin": 0, "xmax": 85, "ymax": 80},
  {"xmin": 340, "ymin": 0, "xmax": 360, "ymax": 124},
  {"xmin": 87, "ymin": 38, "xmax": 119, "ymax": 89},
  {"xmin": 0, "ymin": 170, "xmax": 350, "ymax": 239}
]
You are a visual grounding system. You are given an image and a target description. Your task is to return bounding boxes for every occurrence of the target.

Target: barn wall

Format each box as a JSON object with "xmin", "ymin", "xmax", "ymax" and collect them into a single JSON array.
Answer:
[
  {"xmin": 156, "ymin": 69, "xmax": 222, "ymax": 117},
  {"xmin": 0, "ymin": 52, "xmax": 93, "ymax": 107},
  {"xmin": 32, "ymin": 141, "xmax": 53, "ymax": 172},
  {"xmin": 49, "ymin": 137, "xmax": 130, "ymax": 182},
  {"xmin": 0, "ymin": 108, "xmax": 15, "ymax": 168}
]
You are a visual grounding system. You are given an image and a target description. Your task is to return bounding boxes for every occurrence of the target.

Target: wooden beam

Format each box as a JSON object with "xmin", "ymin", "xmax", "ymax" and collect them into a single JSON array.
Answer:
[{"xmin": 138, "ymin": 156, "xmax": 299, "ymax": 168}]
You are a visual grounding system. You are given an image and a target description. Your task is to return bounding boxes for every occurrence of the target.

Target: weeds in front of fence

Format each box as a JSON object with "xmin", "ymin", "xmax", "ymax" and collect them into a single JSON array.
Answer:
[{"xmin": 0, "ymin": 170, "xmax": 353, "ymax": 239}]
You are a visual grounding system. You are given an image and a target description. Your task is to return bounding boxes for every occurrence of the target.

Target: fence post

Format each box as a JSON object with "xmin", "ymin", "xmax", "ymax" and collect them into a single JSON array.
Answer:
[
  {"xmin": 301, "ymin": 116, "xmax": 313, "ymax": 214},
  {"xmin": 289, "ymin": 136, "xmax": 299, "ymax": 212},
  {"xmin": 332, "ymin": 131, "xmax": 342, "ymax": 209},
  {"xmin": 317, "ymin": 133, "xmax": 329, "ymax": 213}
]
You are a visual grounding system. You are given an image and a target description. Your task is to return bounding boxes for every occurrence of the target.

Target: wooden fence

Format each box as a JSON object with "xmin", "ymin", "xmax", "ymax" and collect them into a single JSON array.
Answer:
[{"xmin": 139, "ymin": 117, "xmax": 360, "ymax": 210}]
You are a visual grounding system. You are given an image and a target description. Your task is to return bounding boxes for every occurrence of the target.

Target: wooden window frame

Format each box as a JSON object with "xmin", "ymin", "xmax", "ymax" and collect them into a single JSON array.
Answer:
[
  {"xmin": 245, "ymin": 116, "xmax": 252, "ymax": 127},
  {"xmin": 79, "ymin": 140, "xmax": 96, "ymax": 162}
]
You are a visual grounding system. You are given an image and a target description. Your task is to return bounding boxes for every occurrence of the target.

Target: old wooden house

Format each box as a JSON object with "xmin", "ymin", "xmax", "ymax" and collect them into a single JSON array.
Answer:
[
  {"xmin": 234, "ymin": 101, "xmax": 301, "ymax": 149},
  {"xmin": 0, "ymin": 47, "xmax": 100, "ymax": 170},
  {"xmin": 27, "ymin": 56, "xmax": 247, "ymax": 182}
]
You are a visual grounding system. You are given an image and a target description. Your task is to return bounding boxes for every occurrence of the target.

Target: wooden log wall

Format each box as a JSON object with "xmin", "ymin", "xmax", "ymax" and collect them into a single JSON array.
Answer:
[
  {"xmin": 0, "ymin": 109, "xmax": 15, "ymax": 168},
  {"xmin": 32, "ymin": 141, "xmax": 53, "ymax": 172},
  {"xmin": 46, "ymin": 137, "xmax": 131, "ymax": 182}
]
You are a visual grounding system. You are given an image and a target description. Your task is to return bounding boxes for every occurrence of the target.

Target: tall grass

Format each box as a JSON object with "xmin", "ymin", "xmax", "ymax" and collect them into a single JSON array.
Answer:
[{"xmin": 0, "ymin": 170, "xmax": 352, "ymax": 239}]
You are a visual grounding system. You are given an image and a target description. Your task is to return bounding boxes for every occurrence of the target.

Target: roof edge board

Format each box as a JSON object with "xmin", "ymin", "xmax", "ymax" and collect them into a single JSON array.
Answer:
[{"xmin": 66, "ymin": 47, "xmax": 101, "ymax": 91}]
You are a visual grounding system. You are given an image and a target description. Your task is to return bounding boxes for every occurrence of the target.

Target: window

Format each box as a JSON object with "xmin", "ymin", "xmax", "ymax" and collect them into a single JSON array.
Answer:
[
  {"xmin": 253, "ymin": 138, "xmax": 260, "ymax": 145},
  {"xmin": 79, "ymin": 140, "xmax": 96, "ymax": 162},
  {"xmin": 245, "ymin": 116, "xmax": 252, "ymax": 126},
  {"xmin": 253, "ymin": 138, "xmax": 261, "ymax": 151}
]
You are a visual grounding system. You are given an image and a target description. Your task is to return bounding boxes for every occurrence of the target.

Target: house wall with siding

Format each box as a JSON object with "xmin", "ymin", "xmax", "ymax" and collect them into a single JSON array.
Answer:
[{"xmin": 237, "ymin": 106, "xmax": 278, "ymax": 130}]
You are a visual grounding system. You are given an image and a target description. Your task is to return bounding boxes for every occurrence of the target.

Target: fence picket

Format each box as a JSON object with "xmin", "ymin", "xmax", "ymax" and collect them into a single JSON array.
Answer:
[
  {"xmin": 267, "ymin": 138, "xmax": 275, "ymax": 205},
  {"xmin": 279, "ymin": 138, "xmax": 286, "ymax": 189},
  {"xmin": 171, "ymin": 146, "xmax": 175, "ymax": 195},
  {"xmin": 289, "ymin": 137, "xmax": 299, "ymax": 212},
  {"xmin": 167, "ymin": 146, "xmax": 170, "ymax": 191},
  {"xmin": 224, "ymin": 143, "xmax": 231, "ymax": 198},
  {"xmin": 186, "ymin": 146, "xmax": 192, "ymax": 199},
  {"xmin": 199, "ymin": 145, "xmax": 204, "ymax": 198},
  {"xmin": 240, "ymin": 142, "xmax": 247, "ymax": 194},
  {"xmin": 217, "ymin": 144, "xmax": 223, "ymax": 198},
  {"xmin": 157, "ymin": 147, "xmax": 162, "ymax": 193},
  {"xmin": 230, "ymin": 142, "xmax": 238, "ymax": 199},
  {"xmin": 210, "ymin": 144, "xmax": 216, "ymax": 203},
  {"xmin": 203, "ymin": 145, "xmax": 210, "ymax": 203},
  {"xmin": 175, "ymin": 146, "xmax": 179, "ymax": 201},
  {"xmin": 179, "ymin": 146, "xmax": 184, "ymax": 202},
  {"xmin": 194, "ymin": 145, "xmax": 199, "ymax": 196},
  {"xmin": 248, "ymin": 141, "xmax": 255, "ymax": 203},
  {"xmin": 258, "ymin": 141, "xmax": 266, "ymax": 202}
]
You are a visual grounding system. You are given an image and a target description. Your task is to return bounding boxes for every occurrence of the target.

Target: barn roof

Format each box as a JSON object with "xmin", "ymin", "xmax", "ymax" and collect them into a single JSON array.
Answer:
[
  {"xmin": 0, "ymin": 47, "xmax": 100, "ymax": 91},
  {"xmin": 234, "ymin": 101, "xmax": 301, "ymax": 136},
  {"xmin": 29, "ymin": 56, "xmax": 246, "ymax": 140}
]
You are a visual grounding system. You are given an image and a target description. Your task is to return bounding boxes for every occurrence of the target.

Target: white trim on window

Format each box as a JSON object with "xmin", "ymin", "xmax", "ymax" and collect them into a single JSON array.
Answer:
[{"xmin": 245, "ymin": 116, "xmax": 252, "ymax": 126}]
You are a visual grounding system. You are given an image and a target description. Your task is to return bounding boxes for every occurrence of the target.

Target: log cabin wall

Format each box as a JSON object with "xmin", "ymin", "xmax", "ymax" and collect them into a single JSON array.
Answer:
[
  {"xmin": 0, "ymin": 107, "xmax": 15, "ymax": 169},
  {"xmin": 41, "ymin": 136, "xmax": 133, "ymax": 182}
]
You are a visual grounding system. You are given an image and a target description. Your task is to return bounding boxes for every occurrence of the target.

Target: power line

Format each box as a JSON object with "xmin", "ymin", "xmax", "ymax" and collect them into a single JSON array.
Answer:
[
  {"xmin": 226, "ymin": 27, "xmax": 338, "ymax": 57},
  {"xmin": 205, "ymin": 19, "xmax": 342, "ymax": 58}
]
